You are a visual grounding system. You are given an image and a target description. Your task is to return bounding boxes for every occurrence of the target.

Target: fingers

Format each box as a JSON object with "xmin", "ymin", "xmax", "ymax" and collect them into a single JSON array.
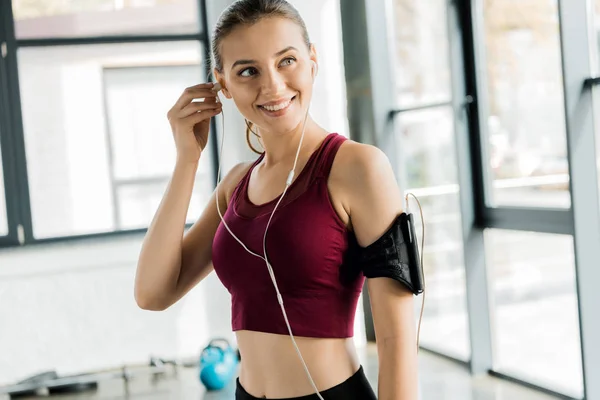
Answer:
[
  {"xmin": 178, "ymin": 101, "xmax": 222, "ymax": 118},
  {"xmin": 170, "ymin": 83, "xmax": 219, "ymax": 114},
  {"xmin": 183, "ymin": 106, "xmax": 222, "ymax": 125},
  {"xmin": 204, "ymin": 94, "xmax": 219, "ymax": 105}
]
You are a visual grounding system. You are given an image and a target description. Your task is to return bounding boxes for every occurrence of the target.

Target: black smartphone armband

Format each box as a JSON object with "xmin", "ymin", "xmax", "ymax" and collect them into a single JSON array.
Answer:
[{"xmin": 354, "ymin": 213, "xmax": 424, "ymax": 295}]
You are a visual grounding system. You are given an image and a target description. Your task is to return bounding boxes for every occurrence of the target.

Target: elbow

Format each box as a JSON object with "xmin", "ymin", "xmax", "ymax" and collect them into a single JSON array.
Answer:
[{"xmin": 134, "ymin": 287, "xmax": 170, "ymax": 311}]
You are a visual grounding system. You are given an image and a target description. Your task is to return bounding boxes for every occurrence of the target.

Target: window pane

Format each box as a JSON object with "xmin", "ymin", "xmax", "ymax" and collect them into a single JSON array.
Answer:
[
  {"xmin": 11, "ymin": 0, "xmax": 199, "ymax": 39},
  {"xmin": 395, "ymin": 107, "xmax": 470, "ymax": 359},
  {"xmin": 486, "ymin": 229, "xmax": 583, "ymax": 398},
  {"xmin": 18, "ymin": 41, "xmax": 214, "ymax": 238},
  {"xmin": 595, "ymin": 0, "xmax": 600, "ymax": 69},
  {"xmin": 482, "ymin": 0, "xmax": 570, "ymax": 208},
  {"xmin": 391, "ymin": 0, "xmax": 451, "ymax": 108},
  {"xmin": 116, "ymin": 181, "xmax": 209, "ymax": 230},
  {"xmin": 0, "ymin": 149, "xmax": 7, "ymax": 236},
  {"xmin": 592, "ymin": 0, "xmax": 600, "ymax": 211},
  {"xmin": 103, "ymin": 65, "xmax": 213, "ymax": 231}
]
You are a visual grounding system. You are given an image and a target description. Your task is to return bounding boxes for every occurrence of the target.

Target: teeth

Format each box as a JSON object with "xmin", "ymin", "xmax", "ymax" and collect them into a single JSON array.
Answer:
[{"xmin": 263, "ymin": 99, "xmax": 291, "ymax": 112}]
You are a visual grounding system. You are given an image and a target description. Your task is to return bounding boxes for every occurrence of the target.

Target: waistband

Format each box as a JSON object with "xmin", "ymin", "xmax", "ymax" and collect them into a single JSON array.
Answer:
[{"xmin": 235, "ymin": 365, "xmax": 375, "ymax": 400}]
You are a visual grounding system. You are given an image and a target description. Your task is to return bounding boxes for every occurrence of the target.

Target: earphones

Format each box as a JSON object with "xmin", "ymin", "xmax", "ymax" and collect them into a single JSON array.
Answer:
[{"xmin": 212, "ymin": 61, "xmax": 326, "ymax": 400}]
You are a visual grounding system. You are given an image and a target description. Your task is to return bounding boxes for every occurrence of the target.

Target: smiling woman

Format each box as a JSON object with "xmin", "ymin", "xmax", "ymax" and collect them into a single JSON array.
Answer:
[
  {"xmin": 213, "ymin": 15, "xmax": 317, "ymax": 155},
  {"xmin": 134, "ymin": 1, "xmax": 418, "ymax": 399}
]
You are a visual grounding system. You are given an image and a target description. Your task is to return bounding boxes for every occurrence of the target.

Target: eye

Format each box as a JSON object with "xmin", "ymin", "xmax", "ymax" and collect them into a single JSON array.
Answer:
[
  {"xmin": 280, "ymin": 57, "xmax": 296, "ymax": 67},
  {"xmin": 239, "ymin": 67, "xmax": 258, "ymax": 77}
]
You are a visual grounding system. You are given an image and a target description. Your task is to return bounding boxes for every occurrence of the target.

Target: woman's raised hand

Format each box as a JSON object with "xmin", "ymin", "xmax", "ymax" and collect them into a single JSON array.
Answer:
[{"xmin": 167, "ymin": 82, "xmax": 222, "ymax": 164}]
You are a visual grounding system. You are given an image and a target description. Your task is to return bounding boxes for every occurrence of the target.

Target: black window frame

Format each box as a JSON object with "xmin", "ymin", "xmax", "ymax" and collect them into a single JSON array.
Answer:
[{"xmin": 0, "ymin": 0, "xmax": 220, "ymax": 248}]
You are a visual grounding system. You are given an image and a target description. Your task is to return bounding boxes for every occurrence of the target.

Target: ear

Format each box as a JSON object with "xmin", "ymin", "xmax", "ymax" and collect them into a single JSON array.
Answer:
[
  {"xmin": 221, "ymin": 86, "xmax": 233, "ymax": 99},
  {"xmin": 213, "ymin": 68, "xmax": 233, "ymax": 99},
  {"xmin": 309, "ymin": 43, "xmax": 318, "ymax": 74}
]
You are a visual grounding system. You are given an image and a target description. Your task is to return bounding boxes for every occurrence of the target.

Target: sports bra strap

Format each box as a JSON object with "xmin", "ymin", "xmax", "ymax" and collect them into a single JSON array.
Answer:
[
  {"xmin": 312, "ymin": 133, "xmax": 346, "ymax": 180},
  {"xmin": 231, "ymin": 133, "xmax": 346, "ymax": 215}
]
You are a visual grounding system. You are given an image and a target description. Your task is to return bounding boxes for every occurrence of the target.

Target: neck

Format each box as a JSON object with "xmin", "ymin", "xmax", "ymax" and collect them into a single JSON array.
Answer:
[{"xmin": 258, "ymin": 117, "xmax": 326, "ymax": 167}]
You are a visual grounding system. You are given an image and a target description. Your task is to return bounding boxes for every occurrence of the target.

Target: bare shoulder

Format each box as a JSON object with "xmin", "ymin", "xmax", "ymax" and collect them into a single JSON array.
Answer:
[
  {"xmin": 336, "ymin": 139, "xmax": 389, "ymax": 167},
  {"xmin": 330, "ymin": 139, "xmax": 403, "ymax": 246},
  {"xmin": 330, "ymin": 139, "xmax": 396, "ymax": 200}
]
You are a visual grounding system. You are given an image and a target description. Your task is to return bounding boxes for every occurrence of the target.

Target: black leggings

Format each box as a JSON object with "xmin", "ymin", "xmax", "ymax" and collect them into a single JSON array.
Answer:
[{"xmin": 235, "ymin": 365, "xmax": 377, "ymax": 400}]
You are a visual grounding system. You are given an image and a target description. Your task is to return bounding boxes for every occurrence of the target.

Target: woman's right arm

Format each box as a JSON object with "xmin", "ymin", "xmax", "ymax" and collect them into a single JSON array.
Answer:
[
  {"xmin": 134, "ymin": 81, "xmax": 249, "ymax": 310},
  {"xmin": 134, "ymin": 160, "xmax": 251, "ymax": 311}
]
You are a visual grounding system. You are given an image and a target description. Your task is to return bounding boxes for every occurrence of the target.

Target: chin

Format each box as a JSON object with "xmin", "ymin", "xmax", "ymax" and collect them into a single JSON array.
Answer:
[{"xmin": 254, "ymin": 95, "xmax": 310, "ymax": 135}]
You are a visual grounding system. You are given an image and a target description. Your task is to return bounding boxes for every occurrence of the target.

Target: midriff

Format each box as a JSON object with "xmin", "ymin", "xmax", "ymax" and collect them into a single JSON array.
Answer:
[{"xmin": 236, "ymin": 330, "xmax": 361, "ymax": 398}]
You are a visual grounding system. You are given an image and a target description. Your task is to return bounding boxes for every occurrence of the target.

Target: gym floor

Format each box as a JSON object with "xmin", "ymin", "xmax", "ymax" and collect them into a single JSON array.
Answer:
[{"xmin": 11, "ymin": 345, "xmax": 559, "ymax": 400}]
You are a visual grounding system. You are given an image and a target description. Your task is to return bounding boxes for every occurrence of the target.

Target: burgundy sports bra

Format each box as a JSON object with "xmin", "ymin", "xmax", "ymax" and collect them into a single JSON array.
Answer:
[{"xmin": 211, "ymin": 133, "xmax": 365, "ymax": 338}]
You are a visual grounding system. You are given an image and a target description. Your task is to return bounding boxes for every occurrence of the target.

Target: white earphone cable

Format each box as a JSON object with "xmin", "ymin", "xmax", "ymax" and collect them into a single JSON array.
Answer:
[
  {"xmin": 405, "ymin": 193, "xmax": 426, "ymax": 351},
  {"xmin": 213, "ymin": 90, "xmax": 325, "ymax": 400}
]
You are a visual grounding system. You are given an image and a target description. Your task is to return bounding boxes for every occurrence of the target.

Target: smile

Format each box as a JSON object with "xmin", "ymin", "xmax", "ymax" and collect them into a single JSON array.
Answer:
[
  {"xmin": 263, "ymin": 99, "xmax": 291, "ymax": 111},
  {"xmin": 258, "ymin": 96, "xmax": 297, "ymax": 117}
]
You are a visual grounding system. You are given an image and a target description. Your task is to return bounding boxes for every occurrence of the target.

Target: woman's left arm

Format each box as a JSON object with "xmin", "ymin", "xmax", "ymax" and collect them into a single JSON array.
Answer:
[{"xmin": 340, "ymin": 143, "xmax": 419, "ymax": 400}]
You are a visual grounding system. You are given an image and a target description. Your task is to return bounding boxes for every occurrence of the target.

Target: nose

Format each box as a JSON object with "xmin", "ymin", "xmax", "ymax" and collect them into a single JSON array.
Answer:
[{"xmin": 261, "ymin": 67, "xmax": 286, "ymax": 96}]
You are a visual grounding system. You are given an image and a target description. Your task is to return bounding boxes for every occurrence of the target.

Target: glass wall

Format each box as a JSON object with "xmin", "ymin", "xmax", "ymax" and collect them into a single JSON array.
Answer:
[
  {"xmin": 0, "ymin": 149, "xmax": 7, "ymax": 236},
  {"xmin": 391, "ymin": 0, "xmax": 470, "ymax": 360},
  {"xmin": 0, "ymin": 0, "xmax": 213, "ymax": 242},
  {"xmin": 480, "ymin": 0, "xmax": 570, "ymax": 209},
  {"xmin": 18, "ymin": 42, "xmax": 213, "ymax": 238},
  {"xmin": 391, "ymin": 0, "xmax": 451, "ymax": 107},
  {"xmin": 12, "ymin": 0, "xmax": 199, "ymax": 39},
  {"xmin": 383, "ymin": 0, "xmax": 597, "ymax": 397},
  {"xmin": 592, "ymin": 0, "xmax": 600, "ymax": 210},
  {"xmin": 348, "ymin": 0, "xmax": 600, "ymax": 396},
  {"xmin": 486, "ymin": 229, "xmax": 583, "ymax": 397},
  {"xmin": 472, "ymin": 1, "xmax": 588, "ymax": 397}
]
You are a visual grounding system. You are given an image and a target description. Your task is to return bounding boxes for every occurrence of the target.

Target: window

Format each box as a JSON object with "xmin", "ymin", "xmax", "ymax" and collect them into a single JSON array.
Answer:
[
  {"xmin": 486, "ymin": 229, "xmax": 583, "ymax": 398},
  {"xmin": 17, "ymin": 41, "xmax": 213, "ymax": 238},
  {"xmin": 103, "ymin": 65, "xmax": 213, "ymax": 230},
  {"xmin": 11, "ymin": 0, "xmax": 200, "ymax": 39},
  {"xmin": 392, "ymin": 0, "xmax": 451, "ymax": 108},
  {"xmin": 480, "ymin": 0, "xmax": 570, "ymax": 208},
  {"xmin": 395, "ymin": 107, "xmax": 470, "ymax": 359},
  {"xmin": 592, "ymin": 0, "xmax": 600, "ymax": 211},
  {"xmin": 0, "ymin": 149, "xmax": 7, "ymax": 236},
  {"xmin": 391, "ymin": 0, "xmax": 469, "ymax": 359}
]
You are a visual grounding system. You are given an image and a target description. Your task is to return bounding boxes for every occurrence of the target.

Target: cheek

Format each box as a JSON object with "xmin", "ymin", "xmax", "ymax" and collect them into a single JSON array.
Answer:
[
  {"xmin": 228, "ymin": 86, "xmax": 260, "ymax": 122},
  {"xmin": 229, "ymin": 86, "xmax": 253, "ymax": 107},
  {"xmin": 294, "ymin": 72, "xmax": 314, "ymax": 95}
]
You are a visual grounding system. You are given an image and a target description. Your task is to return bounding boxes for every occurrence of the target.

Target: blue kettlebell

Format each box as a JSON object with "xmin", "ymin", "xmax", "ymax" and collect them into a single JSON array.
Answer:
[{"xmin": 199, "ymin": 338, "xmax": 239, "ymax": 391}]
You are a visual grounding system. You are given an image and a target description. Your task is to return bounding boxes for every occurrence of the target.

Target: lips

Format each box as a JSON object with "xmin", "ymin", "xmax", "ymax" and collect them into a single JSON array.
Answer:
[
  {"xmin": 262, "ymin": 99, "xmax": 292, "ymax": 111},
  {"xmin": 258, "ymin": 95, "xmax": 297, "ymax": 116}
]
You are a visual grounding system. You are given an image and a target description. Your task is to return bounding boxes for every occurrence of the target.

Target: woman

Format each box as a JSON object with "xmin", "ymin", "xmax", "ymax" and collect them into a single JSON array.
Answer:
[{"xmin": 134, "ymin": 0, "xmax": 418, "ymax": 399}]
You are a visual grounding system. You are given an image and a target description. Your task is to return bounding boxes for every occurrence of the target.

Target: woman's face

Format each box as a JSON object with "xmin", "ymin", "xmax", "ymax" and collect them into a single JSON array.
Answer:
[{"xmin": 216, "ymin": 17, "xmax": 316, "ymax": 136}]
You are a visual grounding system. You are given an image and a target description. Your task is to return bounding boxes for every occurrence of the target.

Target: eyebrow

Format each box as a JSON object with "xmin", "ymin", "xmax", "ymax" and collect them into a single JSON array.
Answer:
[{"xmin": 231, "ymin": 46, "xmax": 298, "ymax": 70}]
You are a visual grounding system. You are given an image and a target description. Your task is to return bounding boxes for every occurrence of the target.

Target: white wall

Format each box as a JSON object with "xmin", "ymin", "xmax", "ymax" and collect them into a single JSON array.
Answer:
[
  {"xmin": 0, "ymin": 235, "xmax": 232, "ymax": 385},
  {"xmin": 0, "ymin": 0, "xmax": 360, "ymax": 386}
]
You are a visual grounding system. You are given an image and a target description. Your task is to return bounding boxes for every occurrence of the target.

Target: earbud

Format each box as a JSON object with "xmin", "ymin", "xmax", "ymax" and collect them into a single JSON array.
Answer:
[
  {"xmin": 311, "ymin": 61, "xmax": 318, "ymax": 79},
  {"xmin": 212, "ymin": 82, "xmax": 222, "ymax": 92}
]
